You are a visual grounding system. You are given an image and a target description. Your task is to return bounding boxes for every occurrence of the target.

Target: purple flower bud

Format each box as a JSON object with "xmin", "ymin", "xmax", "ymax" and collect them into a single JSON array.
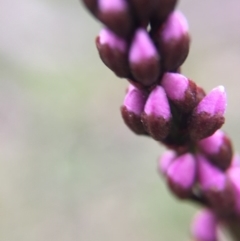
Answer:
[
  {"xmin": 197, "ymin": 154, "xmax": 225, "ymax": 192},
  {"xmin": 96, "ymin": 28, "xmax": 130, "ymax": 78},
  {"xmin": 227, "ymin": 167, "xmax": 240, "ymax": 215},
  {"xmin": 189, "ymin": 86, "xmax": 226, "ymax": 140},
  {"xmin": 198, "ymin": 130, "xmax": 233, "ymax": 170},
  {"xmin": 121, "ymin": 85, "xmax": 148, "ymax": 135},
  {"xmin": 167, "ymin": 153, "xmax": 196, "ymax": 198},
  {"xmin": 151, "ymin": 11, "xmax": 190, "ymax": 71},
  {"xmin": 161, "ymin": 73, "xmax": 197, "ymax": 112},
  {"xmin": 158, "ymin": 150, "xmax": 176, "ymax": 176},
  {"xmin": 142, "ymin": 86, "xmax": 171, "ymax": 140},
  {"xmin": 97, "ymin": 0, "xmax": 133, "ymax": 37},
  {"xmin": 191, "ymin": 209, "xmax": 218, "ymax": 241},
  {"xmin": 196, "ymin": 86, "xmax": 226, "ymax": 116},
  {"xmin": 129, "ymin": 29, "xmax": 161, "ymax": 87},
  {"xmin": 197, "ymin": 154, "xmax": 234, "ymax": 213},
  {"xmin": 150, "ymin": 0, "xmax": 178, "ymax": 27}
]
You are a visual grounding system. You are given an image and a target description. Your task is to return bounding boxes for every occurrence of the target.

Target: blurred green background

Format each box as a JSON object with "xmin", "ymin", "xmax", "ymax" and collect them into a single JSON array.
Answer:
[{"xmin": 0, "ymin": 0, "xmax": 240, "ymax": 240}]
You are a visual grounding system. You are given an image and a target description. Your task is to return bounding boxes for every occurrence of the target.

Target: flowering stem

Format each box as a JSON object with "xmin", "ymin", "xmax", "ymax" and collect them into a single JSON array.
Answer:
[{"xmin": 80, "ymin": 0, "xmax": 239, "ymax": 240}]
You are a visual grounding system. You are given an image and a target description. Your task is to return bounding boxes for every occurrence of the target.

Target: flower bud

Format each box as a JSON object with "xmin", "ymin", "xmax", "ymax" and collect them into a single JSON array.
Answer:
[
  {"xmin": 142, "ymin": 86, "xmax": 171, "ymax": 140},
  {"xmin": 189, "ymin": 86, "xmax": 227, "ymax": 141},
  {"xmin": 150, "ymin": 0, "xmax": 178, "ymax": 27},
  {"xmin": 97, "ymin": 0, "xmax": 134, "ymax": 37},
  {"xmin": 158, "ymin": 150, "xmax": 176, "ymax": 176},
  {"xmin": 197, "ymin": 154, "xmax": 234, "ymax": 213},
  {"xmin": 129, "ymin": 29, "xmax": 161, "ymax": 87},
  {"xmin": 161, "ymin": 73, "xmax": 198, "ymax": 113},
  {"xmin": 198, "ymin": 130, "xmax": 233, "ymax": 170},
  {"xmin": 167, "ymin": 153, "xmax": 196, "ymax": 199},
  {"xmin": 151, "ymin": 11, "xmax": 190, "ymax": 71},
  {"xmin": 96, "ymin": 28, "xmax": 130, "ymax": 78},
  {"xmin": 191, "ymin": 209, "xmax": 218, "ymax": 241},
  {"xmin": 121, "ymin": 85, "xmax": 148, "ymax": 135}
]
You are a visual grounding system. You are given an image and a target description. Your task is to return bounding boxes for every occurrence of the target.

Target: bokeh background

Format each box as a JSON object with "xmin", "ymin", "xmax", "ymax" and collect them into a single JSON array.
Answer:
[{"xmin": 1, "ymin": 0, "xmax": 240, "ymax": 240}]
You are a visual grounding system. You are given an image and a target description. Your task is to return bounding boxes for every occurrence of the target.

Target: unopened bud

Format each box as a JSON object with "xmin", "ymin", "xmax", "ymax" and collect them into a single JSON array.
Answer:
[
  {"xmin": 96, "ymin": 28, "xmax": 130, "ymax": 78},
  {"xmin": 167, "ymin": 153, "xmax": 196, "ymax": 198},
  {"xmin": 191, "ymin": 209, "xmax": 218, "ymax": 241},
  {"xmin": 198, "ymin": 130, "xmax": 233, "ymax": 170},
  {"xmin": 197, "ymin": 154, "xmax": 234, "ymax": 213},
  {"xmin": 161, "ymin": 73, "xmax": 197, "ymax": 112},
  {"xmin": 158, "ymin": 150, "xmax": 176, "ymax": 176},
  {"xmin": 129, "ymin": 29, "xmax": 161, "ymax": 87},
  {"xmin": 97, "ymin": 0, "xmax": 134, "ymax": 37},
  {"xmin": 121, "ymin": 85, "xmax": 148, "ymax": 135},
  {"xmin": 189, "ymin": 86, "xmax": 226, "ymax": 140},
  {"xmin": 152, "ymin": 11, "xmax": 190, "ymax": 71},
  {"xmin": 142, "ymin": 86, "xmax": 171, "ymax": 140}
]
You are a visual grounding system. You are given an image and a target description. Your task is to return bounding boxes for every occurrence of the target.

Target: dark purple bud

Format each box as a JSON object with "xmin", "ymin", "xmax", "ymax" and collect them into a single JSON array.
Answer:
[
  {"xmin": 129, "ymin": 29, "xmax": 161, "ymax": 87},
  {"xmin": 142, "ymin": 86, "xmax": 171, "ymax": 140},
  {"xmin": 191, "ymin": 209, "xmax": 218, "ymax": 241},
  {"xmin": 97, "ymin": 0, "xmax": 134, "ymax": 37},
  {"xmin": 150, "ymin": 0, "xmax": 178, "ymax": 27},
  {"xmin": 198, "ymin": 130, "xmax": 233, "ymax": 170},
  {"xmin": 121, "ymin": 85, "xmax": 148, "ymax": 135},
  {"xmin": 189, "ymin": 86, "xmax": 226, "ymax": 141},
  {"xmin": 81, "ymin": 0, "xmax": 98, "ymax": 15},
  {"xmin": 161, "ymin": 73, "xmax": 198, "ymax": 112},
  {"xmin": 96, "ymin": 28, "xmax": 130, "ymax": 78},
  {"xmin": 158, "ymin": 150, "xmax": 176, "ymax": 176},
  {"xmin": 197, "ymin": 154, "xmax": 234, "ymax": 213},
  {"xmin": 151, "ymin": 11, "xmax": 190, "ymax": 71},
  {"xmin": 167, "ymin": 153, "xmax": 196, "ymax": 199}
]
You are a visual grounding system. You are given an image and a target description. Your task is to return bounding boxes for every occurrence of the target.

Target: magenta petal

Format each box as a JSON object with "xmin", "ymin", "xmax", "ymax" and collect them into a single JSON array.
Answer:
[
  {"xmin": 98, "ymin": 0, "xmax": 127, "ymax": 13},
  {"xmin": 196, "ymin": 86, "xmax": 227, "ymax": 116},
  {"xmin": 129, "ymin": 29, "xmax": 158, "ymax": 64},
  {"xmin": 197, "ymin": 154, "xmax": 226, "ymax": 191},
  {"xmin": 144, "ymin": 86, "xmax": 171, "ymax": 120},
  {"xmin": 161, "ymin": 11, "xmax": 189, "ymax": 42},
  {"xmin": 198, "ymin": 130, "xmax": 224, "ymax": 155},
  {"xmin": 123, "ymin": 85, "xmax": 147, "ymax": 115},
  {"xmin": 166, "ymin": 153, "xmax": 196, "ymax": 198},
  {"xmin": 197, "ymin": 156, "xmax": 222, "ymax": 188},
  {"xmin": 158, "ymin": 150, "xmax": 176, "ymax": 176},
  {"xmin": 161, "ymin": 73, "xmax": 188, "ymax": 101},
  {"xmin": 99, "ymin": 28, "xmax": 127, "ymax": 52},
  {"xmin": 191, "ymin": 209, "xmax": 217, "ymax": 241}
]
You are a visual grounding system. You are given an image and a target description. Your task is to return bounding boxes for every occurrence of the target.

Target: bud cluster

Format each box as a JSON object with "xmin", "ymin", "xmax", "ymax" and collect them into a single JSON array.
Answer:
[
  {"xmin": 81, "ymin": 1, "xmax": 239, "ymax": 241},
  {"xmin": 84, "ymin": 0, "xmax": 190, "ymax": 87}
]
